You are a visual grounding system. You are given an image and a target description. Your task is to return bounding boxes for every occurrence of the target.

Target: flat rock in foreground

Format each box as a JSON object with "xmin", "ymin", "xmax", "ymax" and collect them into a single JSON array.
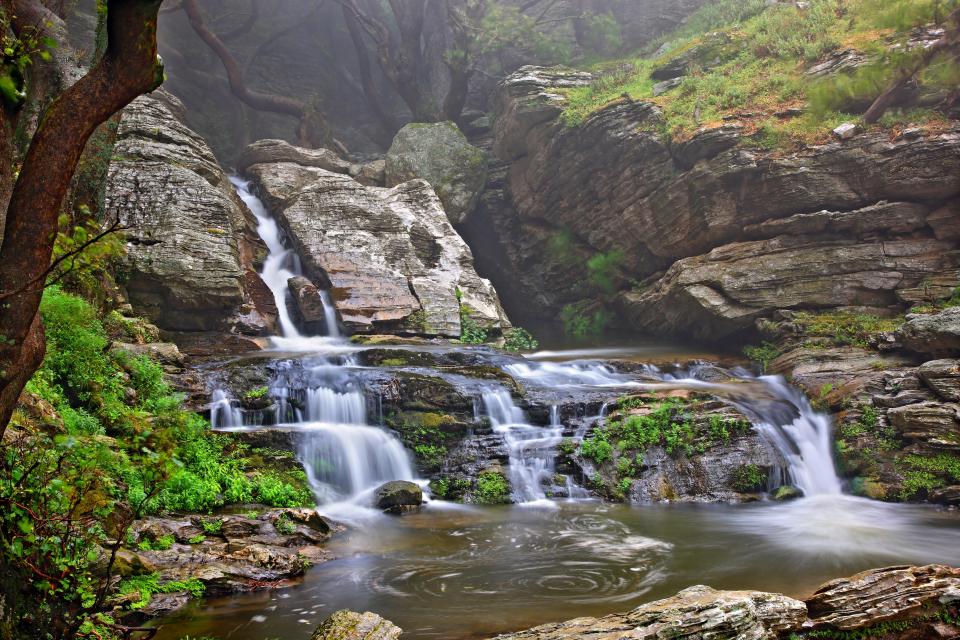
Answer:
[
  {"xmin": 312, "ymin": 610, "xmax": 402, "ymax": 640},
  {"xmin": 491, "ymin": 585, "xmax": 807, "ymax": 639}
]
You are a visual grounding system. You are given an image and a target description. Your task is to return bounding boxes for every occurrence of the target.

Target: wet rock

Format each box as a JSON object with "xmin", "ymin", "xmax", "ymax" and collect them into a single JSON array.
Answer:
[
  {"xmin": 287, "ymin": 275, "xmax": 330, "ymax": 334},
  {"xmin": 772, "ymin": 485, "xmax": 803, "ymax": 501},
  {"xmin": 355, "ymin": 158, "xmax": 386, "ymax": 187},
  {"xmin": 385, "ymin": 122, "xmax": 488, "ymax": 225},
  {"xmin": 806, "ymin": 564, "xmax": 960, "ymax": 631},
  {"xmin": 929, "ymin": 485, "xmax": 960, "ymax": 506},
  {"xmin": 244, "ymin": 149, "xmax": 509, "ymax": 338},
  {"xmin": 919, "ymin": 359, "xmax": 960, "ymax": 401},
  {"xmin": 373, "ymin": 480, "xmax": 423, "ymax": 514},
  {"xmin": 493, "ymin": 584, "xmax": 807, "ymax": 639},
  {"xmin": 236, "ymin": 138, "xmax": 351, "ymax": 175},
  {"xmin": 901, "ymin": 307, "xmax": 960, "ymax": 356},
  {"xmin": 106, "ymin": 90, "xmax": 274, "ymax": 338},
  {"xmin": 311, "ymin": 610, "xmax": 402, "ymax": 640}
]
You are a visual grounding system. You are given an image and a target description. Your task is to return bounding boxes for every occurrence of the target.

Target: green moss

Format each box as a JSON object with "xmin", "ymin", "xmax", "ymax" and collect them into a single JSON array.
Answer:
[
  {"xmin": 793, "ymin": 311, "xmax": 902, "ymax": 348},
  {"xmin": 137, "ymin": 533, "xmax": 175, "ymax": 552},
  {"xmin": 474, "ymin": 471, "xmax": 510, "ymax": 504},
  {"xmin": 743, "ymin": 342, "xmax": 781, "ymax": 373},
  {"xmin": 243, "ymin": 386, "xmax": 269, "ymax": 400},
  {"xmin": 117, "ymin": 573, "xmax": 204, "ymax": 611},
  {"xmin": 730, "ymin": 464, "xmax": 766, "ymax": 492}
]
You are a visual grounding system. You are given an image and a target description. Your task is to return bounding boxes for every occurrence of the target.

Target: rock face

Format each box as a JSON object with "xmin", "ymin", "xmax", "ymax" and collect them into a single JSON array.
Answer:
[
  {"xmin": 385, "ymin": 122, "xmax": 488, "ymax": 225},
  {"xmin": 312, "ymin": 610, "xmax": 402, "ymax": 640},
  {"xmin": 493, "ymin": 585, "xmax": 807, "ymax": 639},
  {"xmin": 373, "ymin": 480, "xmax": 423, "ymax": 514},
  {"xmin": 105, "ymin": 90, "xmax": 274, "ymax": 340},
  {"xmin": 482, "ymin": 66, "xmax": 960, "ymax": 338},
  {"xmin": 243, "ymin": 140, "xmax": 509, "ymax": 338},
  {"xmin": 901, "ymin": 307, "xmax": 960, "ymax": 356}
]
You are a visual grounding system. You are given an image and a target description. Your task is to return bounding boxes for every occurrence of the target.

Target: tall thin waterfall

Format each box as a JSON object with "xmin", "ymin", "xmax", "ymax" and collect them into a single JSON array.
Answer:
[{"xmin": 481, "ymin": 389, "xmax": 568, "ymax": 503}]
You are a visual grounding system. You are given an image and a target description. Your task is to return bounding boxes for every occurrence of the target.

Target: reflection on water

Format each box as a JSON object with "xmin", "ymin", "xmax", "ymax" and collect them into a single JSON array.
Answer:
[{"xmin": 153, "ymin": 499, "xmax": 960, "ymax": 640}]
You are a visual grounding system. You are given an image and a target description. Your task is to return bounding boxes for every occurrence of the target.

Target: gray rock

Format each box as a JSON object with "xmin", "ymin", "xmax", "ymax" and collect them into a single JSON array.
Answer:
[
  {"xmin": 652, "ymin": 77, "xmax": 682, "ymax": 96},
  {"xmin": 236, "ymin": 138, "xmax": 351, "ymax": 175},
  {"xmin": 105, "ymin": 91, "xmax": 273, "ymax": 337},
  {"xmin": 244, "ymin": 148, "xmax": 509, "ymax": 338},
  {"xmin": 373, "ymin": 480, "xmax": 423, "ymax": 514},
  {"xmin": 919, "ymin": 359, "xmax": 960, "ymax": 401},
  {"xmin": 109, "ymin": 341, "xmax": 185, "ymax": 367},
  {"xmin": 901, "ymin": 307, "xmax": 960, "ymax": 356},
  {"xmin": 385, "ymin": 122, "xmax": 488, "ymax": 225},
  {"xmin": 887, "ymin": 402, "xmax": 960, "ymax": 451},
  {"xmin": 493, "ymin": 584, "xmax": 807, "ymax": 639},
  {"xmin": 832, "ymin": 122, "xmax": 860, "ymax": 140},
  {"xmin": 806, "ymin": 565, "xmax": 960, "ymax": 631},
  {"xmin": 311, "ymin": 610, "xmax": 402, "ymax": 640}
]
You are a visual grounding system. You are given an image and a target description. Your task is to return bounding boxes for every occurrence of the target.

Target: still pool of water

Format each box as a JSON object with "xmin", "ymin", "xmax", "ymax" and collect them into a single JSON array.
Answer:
[{"xmin": 154, "ymin": 497, "xmax": 960, "ymax": 640}]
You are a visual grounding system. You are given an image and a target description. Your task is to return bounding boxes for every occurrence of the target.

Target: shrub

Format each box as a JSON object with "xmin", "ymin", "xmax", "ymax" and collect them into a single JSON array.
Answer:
[
  {"xmin": 586, "ymin": 249, "xmax": 624, "ymax": 293},
  {"xmin": 561, "ymin": 303, "xmax": 612, "ymax": 339},
  {"xmin": 580, "ymin": 430, "xmax": 614, "ymax": 464},
  {"xmin": 731, "ymin": 464, "xmax": 766, "ymax": 492},
  {"xmin": 503, "ymin": 327, "xmax": 539, "ymax": 352},
  {"xmin": 474, "ymin": 471, "xmax": 510, "ymax": 504}
]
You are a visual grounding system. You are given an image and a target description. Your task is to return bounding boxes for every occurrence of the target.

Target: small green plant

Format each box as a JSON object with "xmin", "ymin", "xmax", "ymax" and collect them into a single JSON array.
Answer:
[
  {"xmin": 117, "ymin": 573, "xmax": 204, "ymax": 610},
  {"xmin": 586, "ymin": 249, "xmax": 624, "ymax": 293},
  {"xmin": 459, "ymin": 304, "xmax": 489, "ymax": 345},
  {"xmin": 561, "ymin": 303, "xmax": 612, "ymax": 339},
  {"xmin": 244, "ymin": 386, "xmax": 269, "ymax": 400},
  {"xmin": 743, "ymin": 342, "xmax": 781, "ymax": 373},
  {"xmin": 200, "ymin": 519, "xmax": 223, "ymax": 535},
  {"xmin": 187, "ymin": 534, "xmax": 206, "ymax": 545},
  {"xmin": 274, "ymin": 513, "xmax": 297, "ymax": 535},
  {"xmin": 137, "ymin": 533, "xmax": 175, "ymax": 552},
  {"xmin": 474, "ymin": 471, "xmax": 510, "ymax": 504},
  {"xmin": 580, "ymin": 429, "xmax": 614, "ymax": 464},
  {"xmin": 730, "ymin": 464, "xmax": 766, "ymax": 492},
  {"xmin": 558, "ymin": 438, "xmax": 577, "ymax": 455},
  {"xmin": 503, "ymin": 327, "xmax": 539, "ymax": 352}
]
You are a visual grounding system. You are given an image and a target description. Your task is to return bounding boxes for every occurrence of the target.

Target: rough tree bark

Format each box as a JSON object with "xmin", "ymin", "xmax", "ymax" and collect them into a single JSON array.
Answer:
[
  {"xmin": 0, "ymin": 0, "xmax": 165, "ymax": 439},
  {"xmin": 182, "ymin": 0, "xmax": 339, "ymax": 150}
]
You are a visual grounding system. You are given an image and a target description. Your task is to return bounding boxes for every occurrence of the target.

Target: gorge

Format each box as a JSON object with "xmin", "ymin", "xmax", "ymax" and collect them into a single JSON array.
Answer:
[{"xmin": 1, "ymin": 1, "xmax": 959, "ymax": 639}]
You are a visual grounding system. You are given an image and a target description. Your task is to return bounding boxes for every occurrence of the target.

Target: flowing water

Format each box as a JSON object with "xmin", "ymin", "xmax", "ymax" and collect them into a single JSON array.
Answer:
[{"xmin": 165, "ymin": 182, "xmax": 960, "ymax": 640}]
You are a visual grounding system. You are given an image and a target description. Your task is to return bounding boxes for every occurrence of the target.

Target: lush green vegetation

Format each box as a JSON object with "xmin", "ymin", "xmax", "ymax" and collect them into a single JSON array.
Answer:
[
  {"xmin": 387, "ymin": 411, "xmax": 459, "ymax": 473},
  {"xmin": 116, "ymin": 573, "xmax": 205, "ymax": 611},
  {"xmin": 897, "ymin": 453, "xmax": 960, "ymax": 500},
  {"xmin": 502, "ymin": 327, "xmax": 540, "ymax": 352},
  {"xmin": 560, "ymin": 0, "xmax": 956, "ymax": 146},
  {"xmin": 473, "ymin": 470, "xmax": 511, "ymax": 504},
  {"xmin": 561, "ymin": 302, "xmax": 613, "ymax": 339},
  {"xmin": 0, "ymin": 288, "xmax": 313, "ymax": 638},
  {"xmin": 743, "ymin": 342, "xmax": 782, "ymax": 373}
]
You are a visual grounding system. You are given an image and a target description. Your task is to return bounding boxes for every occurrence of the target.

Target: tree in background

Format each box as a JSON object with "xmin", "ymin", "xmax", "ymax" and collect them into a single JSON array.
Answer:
[{"xmin": 180, "ymin": 0, "xmax": 345, "ymax": 151}]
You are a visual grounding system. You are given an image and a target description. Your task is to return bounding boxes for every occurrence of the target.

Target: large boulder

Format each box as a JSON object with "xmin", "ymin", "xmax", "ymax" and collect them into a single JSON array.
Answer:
[
  {"xmin": 243, "ymin": 145, "xmax": 510, "ymax": 338},
  {"xmin": 492, "ymin": 585, "xmax": 807, "ymax": 639},
  {"xmin": 311, "ymin": 610, "xmax": 402, "ymax": 640},
  {"xmin": 901, "ymin": 307, "xmax": 960, "ymax": 356},
  {"xmin": 105, "ymin": 90, "xmax": 274, "ymax": 339},
  {"xmin": 385, "ymin": 122, "xmax": 488, "ymax": 225},
  {"xmin": 373, "ymin": 480, "xmax": 423, "ymax": 515}
]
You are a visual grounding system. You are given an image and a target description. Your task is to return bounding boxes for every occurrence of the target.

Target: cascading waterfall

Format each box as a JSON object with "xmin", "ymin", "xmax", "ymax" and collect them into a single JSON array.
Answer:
[
  {"xmin": 219, "ymin": 177, "xmax": 417, "ymax": 509},
  {"xmin": 505, "ymin": 359, "xmax": 844, "ymax": 499},
  {"xmin": 481, "ymin": 389, "xmax": 571, "ymax": 504}
]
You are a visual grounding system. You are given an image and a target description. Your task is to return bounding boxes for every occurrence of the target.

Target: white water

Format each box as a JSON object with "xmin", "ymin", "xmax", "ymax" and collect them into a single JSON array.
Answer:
[
  {"xmin": 219, "ymin": 177, "xmax": 417, "ymax": 513},
  {"xmin": 506, "ymin": 359, "xmax": 843, "ymax": 498},
  {"xmin": 482, "ymin": 389, "xmax": 571, "ymax": 505}
]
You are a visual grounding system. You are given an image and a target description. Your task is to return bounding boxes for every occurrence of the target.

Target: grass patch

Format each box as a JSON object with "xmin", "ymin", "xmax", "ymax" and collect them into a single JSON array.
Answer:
[
  {"xmin": 117, "ymin": 573, "xmax": 204, "ymax": 611},
  {"xmin": 794, "ymin": 311, "xmax": 902, "ymax": 348}
]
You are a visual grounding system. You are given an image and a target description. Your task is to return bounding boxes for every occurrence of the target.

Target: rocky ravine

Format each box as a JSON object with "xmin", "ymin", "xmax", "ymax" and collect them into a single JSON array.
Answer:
[
  {"xmin": 312, "ymin": 565, "xmax": 960, "ymax": 640},
  {"xmin": 478, "ymin": 66, "xmax": 960, "ymax": 338}
]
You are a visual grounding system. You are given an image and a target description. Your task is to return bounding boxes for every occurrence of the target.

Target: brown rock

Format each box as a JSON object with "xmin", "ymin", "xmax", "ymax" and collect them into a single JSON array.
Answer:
[
  {"xmin": 806, "ymin": 565, "xmax": 960, "ymax": 631},
  {"xmin": 919, "ymin": 359, "xmax": 960, "ymax": 401},
  {"xmin": 887, "ymin": 402, "xmax": 960, "ymax": 450}
]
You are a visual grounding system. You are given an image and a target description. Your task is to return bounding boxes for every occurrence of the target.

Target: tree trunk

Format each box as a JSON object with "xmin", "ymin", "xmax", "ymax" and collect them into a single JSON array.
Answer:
[
  {"xmin": 0, "ymin": 0, "xmax": 164, "ymax": 438},
  {"xmin": 343, "ymin": 3, "xmax": 398, "ymax": 137},
  {"xmin": 182, "ymin": 0, "xmax": 336, "ymax": 149}
]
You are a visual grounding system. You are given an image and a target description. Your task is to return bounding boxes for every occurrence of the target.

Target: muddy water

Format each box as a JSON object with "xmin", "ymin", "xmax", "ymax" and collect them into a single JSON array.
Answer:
[{"xmin": 154, "ymin": 498, "xmax": 960, "ymax": 640}]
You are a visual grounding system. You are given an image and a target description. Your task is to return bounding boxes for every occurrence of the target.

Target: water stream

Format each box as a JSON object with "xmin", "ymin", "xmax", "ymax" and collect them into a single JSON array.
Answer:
[{"xmin": 169, "ymin": 184, "xmax": 960, "ymax": 639}]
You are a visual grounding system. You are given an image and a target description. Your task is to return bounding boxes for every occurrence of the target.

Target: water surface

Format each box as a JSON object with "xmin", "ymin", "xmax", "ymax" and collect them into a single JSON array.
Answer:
[{"xmin": 154, "ymin": 498, "xmax": 960, "ymax": 640}]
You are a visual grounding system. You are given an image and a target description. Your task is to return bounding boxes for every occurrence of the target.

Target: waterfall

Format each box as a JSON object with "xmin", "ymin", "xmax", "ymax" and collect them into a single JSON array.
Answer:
[
  {"xmin": 305, "ymin": 387, "xmax": 367, "ymax": 424},
  {"xmin": 507, "ymin": 359, "xmax": 844, "ymax": 499},
  {"xmin": 210, "ymin": 389, "xmax": 243, "ymax": 429},
  {"xmin": 481, "ymin": 389, "xmax": 569, "ymax": 504},
  {"xmin": 230, "ymin": 176, "xmax": 340, "ymax": 339}
]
